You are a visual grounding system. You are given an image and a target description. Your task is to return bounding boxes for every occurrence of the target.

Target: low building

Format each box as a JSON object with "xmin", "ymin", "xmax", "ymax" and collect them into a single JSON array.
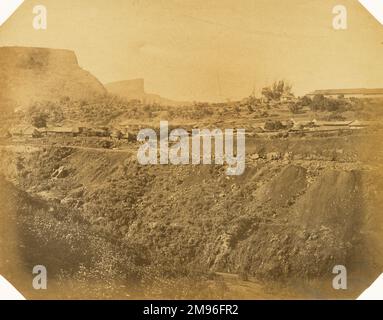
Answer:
[
  {"xmin": 122, "ymin": 129, "xmax": 136, "ymax": 141},
  {"xmin": 110, "ymin": 129, "xmax": 122, "ymax": 139},
  {"xmin": 290, "ymin": 119, "xmax": 315, "ymax": 131},
  {"xmin": 313, "ymin": 120, "xmax": 352, "ymax": 127},
  {"xmin": 47, "ymin": 127, "xmax": 79, "ymax": 137},
  {"xmin": 10, "ymin": 125, "xmax": 42, "ymax": 138},
  {"xmin": 38, "ymin": 127, "xmax": 47, "ymax": 136},
  {"xmin": 349, "ymin": 120, "xmax": 370, "ymax": 129},
  {"xmin": 91, "ymin": 128, "xmax": 109, "ymax": 137},
  {"xmin": 10, "ymin": 125, "xmax": 41, "ymax": 138},
  {"xmin": 307, "ymin": 88, "xmax": 383, "ymax": 99},
  {"xmin": 349, "ymin": 120, "xmax": 369, "ymax": 127}
]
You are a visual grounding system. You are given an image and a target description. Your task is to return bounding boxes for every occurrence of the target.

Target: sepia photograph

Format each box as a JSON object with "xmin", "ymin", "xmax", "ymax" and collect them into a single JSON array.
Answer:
[{"xmin": 1, "ymin": 0, "xmax": 383, "ymax": 306}]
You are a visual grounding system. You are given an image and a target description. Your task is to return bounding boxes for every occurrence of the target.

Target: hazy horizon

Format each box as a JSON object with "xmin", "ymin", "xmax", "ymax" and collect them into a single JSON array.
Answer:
[{"xmin": 1, "ymin": 0, "xmax": 383, "ymax": 102}]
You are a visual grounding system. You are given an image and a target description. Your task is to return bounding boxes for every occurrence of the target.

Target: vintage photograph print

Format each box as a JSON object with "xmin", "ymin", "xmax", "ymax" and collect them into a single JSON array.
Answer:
[{"xmin": 1, "ymin": 0, "xmax": 383, "ymax": 301}]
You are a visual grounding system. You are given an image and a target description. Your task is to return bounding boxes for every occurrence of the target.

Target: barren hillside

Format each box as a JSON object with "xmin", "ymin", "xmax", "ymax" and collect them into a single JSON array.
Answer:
[
  {"xmin": 1, "ymin": 133, "xmax": 382, "ymax": 299},
  {"xmin": 0, "ymin": 47, "xmax": 106, "ymax": 112}
]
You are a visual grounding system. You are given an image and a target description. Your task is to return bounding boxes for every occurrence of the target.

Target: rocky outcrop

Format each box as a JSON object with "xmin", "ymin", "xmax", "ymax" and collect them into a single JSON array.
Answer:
[
  {"xmin": 0, "ymin": 46, "xmax": 106, "ymax": 112},
  {"xmin": 105, "ymin": 79, "xmax": 146, "ymax": 101},
  {"xmin": 105, "ymin": 79, "xmax": 186, "ymax": 106}
]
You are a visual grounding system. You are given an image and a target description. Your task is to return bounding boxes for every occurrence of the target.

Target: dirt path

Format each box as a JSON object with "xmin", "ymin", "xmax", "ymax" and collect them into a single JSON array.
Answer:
[{"xmin": 0, "ymin": 141, "xmax": 134, "ymax": 154}]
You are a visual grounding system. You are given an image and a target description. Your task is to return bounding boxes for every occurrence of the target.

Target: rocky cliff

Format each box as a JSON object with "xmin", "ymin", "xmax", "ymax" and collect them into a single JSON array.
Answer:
[
  {"xmin": 105, "ymin": 79, "xmax": 145, "ymax": 101},
  {"xmin": 0, "ymin": 47, "xmax": 106, "ymax": 112},
  {"xmin": 105, "ymin": 79, "xmax": 185, "ymax": 106}
]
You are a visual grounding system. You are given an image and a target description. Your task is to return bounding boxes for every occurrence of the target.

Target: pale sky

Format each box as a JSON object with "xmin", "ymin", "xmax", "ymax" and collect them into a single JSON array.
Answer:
[{"xmin": 1, "ymin": 0, "xmax": 383, "ymax": 102}]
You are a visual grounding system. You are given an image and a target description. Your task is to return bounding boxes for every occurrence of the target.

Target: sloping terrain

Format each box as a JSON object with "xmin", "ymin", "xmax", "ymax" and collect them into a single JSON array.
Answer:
[
  {"xmin": 1, "ymin": 133, "xmax": 382, "ymax": 299},
  {"xmin": 0, "ymin": 47, "xmax": 106, "ymax": 112}
]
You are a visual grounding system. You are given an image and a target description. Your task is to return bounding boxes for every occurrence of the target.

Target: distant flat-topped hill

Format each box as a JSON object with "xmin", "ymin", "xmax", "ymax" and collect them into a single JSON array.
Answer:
[
  {"xmin": 105, "ymin": 79, "xmax": 188, "ymax": 106},
  {"xmin": 105, "ymin": 79, "xmax": 146, "ymax": 101},
  {"xmin": 0, "ymin": 46, "xmax": 106, "ymax": 112}
]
